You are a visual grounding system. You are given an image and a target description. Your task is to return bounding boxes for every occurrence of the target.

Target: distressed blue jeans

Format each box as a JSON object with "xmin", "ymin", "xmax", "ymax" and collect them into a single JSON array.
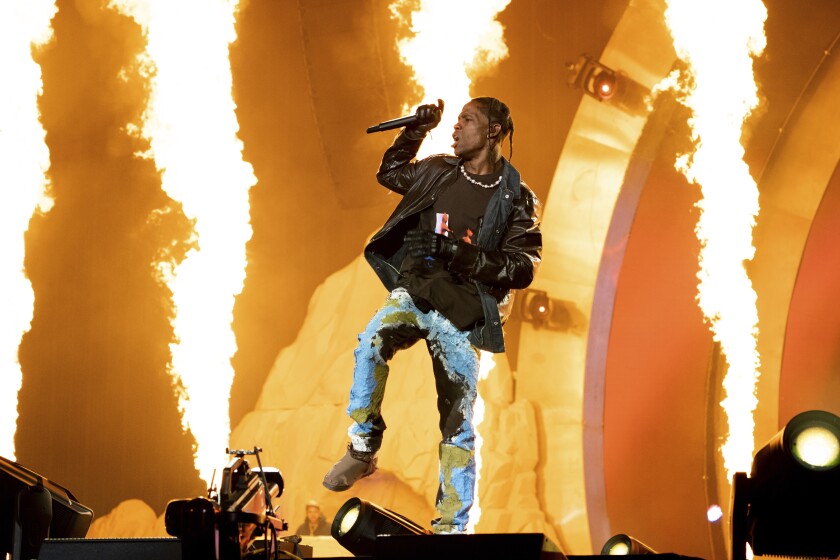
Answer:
[{"xmin": 347, "ymin": 288, "xmax": 480, "ymax": 533}]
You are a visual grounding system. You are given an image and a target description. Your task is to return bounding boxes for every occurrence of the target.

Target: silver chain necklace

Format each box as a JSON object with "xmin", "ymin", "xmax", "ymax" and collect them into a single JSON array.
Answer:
[{"xmin": 460, "ymin": 164, "xmax": 502, "ymax": 189}]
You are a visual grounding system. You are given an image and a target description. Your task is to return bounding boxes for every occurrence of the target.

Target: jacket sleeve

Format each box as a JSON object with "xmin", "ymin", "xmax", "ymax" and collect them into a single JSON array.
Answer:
[
  {"xmin": 447, "ymin": 186, "xmax": 542, "ymax": 290},
  {"xmin": 376, "ymin": 129, "xmax": 427, "ymax": 195}
]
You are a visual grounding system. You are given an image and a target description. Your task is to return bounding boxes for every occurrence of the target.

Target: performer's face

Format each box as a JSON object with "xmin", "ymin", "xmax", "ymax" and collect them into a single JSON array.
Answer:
[{"xmin": 452, "ymin": 100, "xmax": 491, "ymax": 160}]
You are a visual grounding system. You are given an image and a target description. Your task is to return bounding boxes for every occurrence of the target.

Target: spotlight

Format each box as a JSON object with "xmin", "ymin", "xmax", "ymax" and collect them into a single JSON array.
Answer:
[
  {"xmin": 331, "ymin": 497, "xmax": 430, "ymax": 556},
  {"xmin": 790, "ymin": 419, "xmax": 840, "ymax": 469},
  {"xmin": 567, "ymin": 54, "xmax": 650, "ymax": 115},
  {"xmin": 592, "ymin": 70, "xmax": 617, "ymax": 100},
  {"xmin": 516, "ymin": 289, "xmax": 580, "ymax": 332},
  {"xmin": 525, "ymin": 290, "xmax": 552, "ymax": 324},
  {"xmin": 731, "ymin": 410, "xmax": 840, "ymax": 560},
  {"xmin": 601, "ymin": 533, "xmax": 657, "ymax": 555}
]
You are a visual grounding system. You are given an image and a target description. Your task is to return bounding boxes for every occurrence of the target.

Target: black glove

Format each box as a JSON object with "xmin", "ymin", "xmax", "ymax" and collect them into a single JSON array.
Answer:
[
  {"xmin": 404, "ymin": 229, "xmax": 459, "ymax": 262},
  {"xmin": 407, "ymin": 99, "xmax": 444, "ymax": 135}
]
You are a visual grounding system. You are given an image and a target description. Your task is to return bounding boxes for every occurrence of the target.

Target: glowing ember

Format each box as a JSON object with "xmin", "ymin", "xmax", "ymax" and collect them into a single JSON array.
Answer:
[
  {"xmin": 0, "ymin": 0, "xmax": 57, "ymax": 460},
  {"xmin": 109, "ymin": 0, "xmax": 256, "ymax": 485},
  {"xmin": 390, "ymin": 0, "xmax": 511, "ymax": 158},
  {"xmin": 660, "ymin": 0, "xmax": 767, "ymax": 481}
]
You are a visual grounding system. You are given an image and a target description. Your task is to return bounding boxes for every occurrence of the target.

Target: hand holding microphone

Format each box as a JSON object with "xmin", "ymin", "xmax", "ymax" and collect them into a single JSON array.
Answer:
[
  {"xmin": 366, "ymin": 99, "xmax": 444, "ymax": 134},
  {"xmin": 408, "ymin": 99, "xmax": 444, "ymax": 134}
]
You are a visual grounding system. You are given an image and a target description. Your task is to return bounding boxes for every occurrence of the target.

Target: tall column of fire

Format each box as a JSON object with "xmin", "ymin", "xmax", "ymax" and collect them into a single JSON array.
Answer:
[
  {"xmin": 108, "ymin": 0, "xmax": 256, "ymax": 486},
  {"xmin": 660, "ymin": 0, "xmax": 767, "ymax": 481},
  {"xmin": 0, "ymin": 0, "xmax": 57, "ymax": 460}
]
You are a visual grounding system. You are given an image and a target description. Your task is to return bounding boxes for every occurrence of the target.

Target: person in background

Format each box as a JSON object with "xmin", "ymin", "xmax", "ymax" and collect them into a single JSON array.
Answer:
[{"xmin": 294, "ymin": 500, "xmax": 331, "ymax": 536}]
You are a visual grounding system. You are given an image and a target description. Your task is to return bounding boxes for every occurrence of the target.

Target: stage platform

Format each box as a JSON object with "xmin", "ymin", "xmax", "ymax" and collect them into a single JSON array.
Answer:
[
  {"xmin": 36, "ymin": 533, "xmax": 563, "ymax": 559},
  {"xmin": 35, "ymin": 533, "xmax": 707, "ymax": 560}
]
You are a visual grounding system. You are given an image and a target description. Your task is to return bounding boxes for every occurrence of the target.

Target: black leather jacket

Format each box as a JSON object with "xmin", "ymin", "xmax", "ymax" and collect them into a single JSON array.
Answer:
[{"xmin": 364, "ymin": 129, "xmax": 542, "ymax": 353}]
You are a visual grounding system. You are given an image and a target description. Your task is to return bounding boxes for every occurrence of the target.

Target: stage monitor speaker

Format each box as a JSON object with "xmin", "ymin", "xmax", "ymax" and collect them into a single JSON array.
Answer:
[
  {"xmin": 374, "ymin": 533, "xmax": 565, "ymax": 560},
  {"xmin": 0, "ymin": 456, "xmax": 93, "ymax": 560},
  {"xmin": 569, "ymin": 555, "xmax": 705, "ymax": 560},
  {"xmin": 40, "ymin": 536, "xmax": 318, "ymax": 560},
  {"xmin": 39, "ymin": 537, "xmax": 181, "ymax": 560}
]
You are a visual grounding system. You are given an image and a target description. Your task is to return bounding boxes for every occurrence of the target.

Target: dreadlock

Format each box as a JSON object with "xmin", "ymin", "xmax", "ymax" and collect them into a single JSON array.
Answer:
[{"xmin": 471, "ymin": 96, "xmax": 514, "ymax": 161}]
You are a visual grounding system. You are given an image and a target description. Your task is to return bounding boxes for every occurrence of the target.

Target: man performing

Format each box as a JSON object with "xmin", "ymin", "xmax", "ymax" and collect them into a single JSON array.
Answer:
[{"xmin": 323, "ymin": 97, "xmax": 542, "ymax": 534}]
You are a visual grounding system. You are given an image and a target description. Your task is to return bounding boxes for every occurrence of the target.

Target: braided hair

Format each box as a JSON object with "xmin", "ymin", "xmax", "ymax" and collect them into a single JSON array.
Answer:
[{"xmin": 471, "ymin": 96, "xmax": 514, "ymax": 160}]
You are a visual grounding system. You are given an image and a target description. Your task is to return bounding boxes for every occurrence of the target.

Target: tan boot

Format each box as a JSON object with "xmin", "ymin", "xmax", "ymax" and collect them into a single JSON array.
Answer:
[{"xmin": 322, "ymin": 444, "xmax": 378, "ymax": 491}]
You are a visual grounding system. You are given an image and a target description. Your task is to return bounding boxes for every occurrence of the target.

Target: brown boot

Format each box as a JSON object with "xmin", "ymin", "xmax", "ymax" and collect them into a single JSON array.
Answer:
[{"xmin": 323, "ymin": 444, "xmax": 378, "ymax": 491}]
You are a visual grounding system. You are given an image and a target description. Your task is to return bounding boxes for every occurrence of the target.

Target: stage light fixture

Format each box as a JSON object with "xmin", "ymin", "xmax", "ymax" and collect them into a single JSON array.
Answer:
[
  {"xmin": 566, "ymin": 54, "xmax": 650, "ymax": 115},
  {"xmin": 601, "ymin": 533, "xmax": 657, "ymax": 555},
  {"xmin": 731, "ymin": 410, "xmax": 840, "ymax": 560},
  {"xmin": 331, "ymin": 497, "xmax": 430, "ymax": 556},
  {"xmin": 593, "ymin": 70, "xmax": 617, "ymax": 100},
  {"xmin": 516, "ymin": 289, "xmax": 580, "ymax": 332},
  {"xmin": 526, "ymin": 290, "xmax": 552, "ymax": 324},
  {"xmin": 164, "ymin": 447, "xmax": 286, "ymax": 560},
  {"xmin": 791, "ymin": 421, "xmax": 840, "ymax": 469}
]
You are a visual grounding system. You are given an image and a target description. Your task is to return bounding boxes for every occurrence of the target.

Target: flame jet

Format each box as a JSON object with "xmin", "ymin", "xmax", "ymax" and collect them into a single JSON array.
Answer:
[
  {"xmin": 391, "ymin": 0, "xmax": 512, "ymax": 159},
  {"xmin": 0, "ymin": 0, "xmax": 57, "ymax": 459},
  {"xmin": 108, "ymin": 0, "xmax": 256, "ymax": 486},
  {"xmin": 660, "ymin": 0, "xmax": 767, "ymax": 481}
]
